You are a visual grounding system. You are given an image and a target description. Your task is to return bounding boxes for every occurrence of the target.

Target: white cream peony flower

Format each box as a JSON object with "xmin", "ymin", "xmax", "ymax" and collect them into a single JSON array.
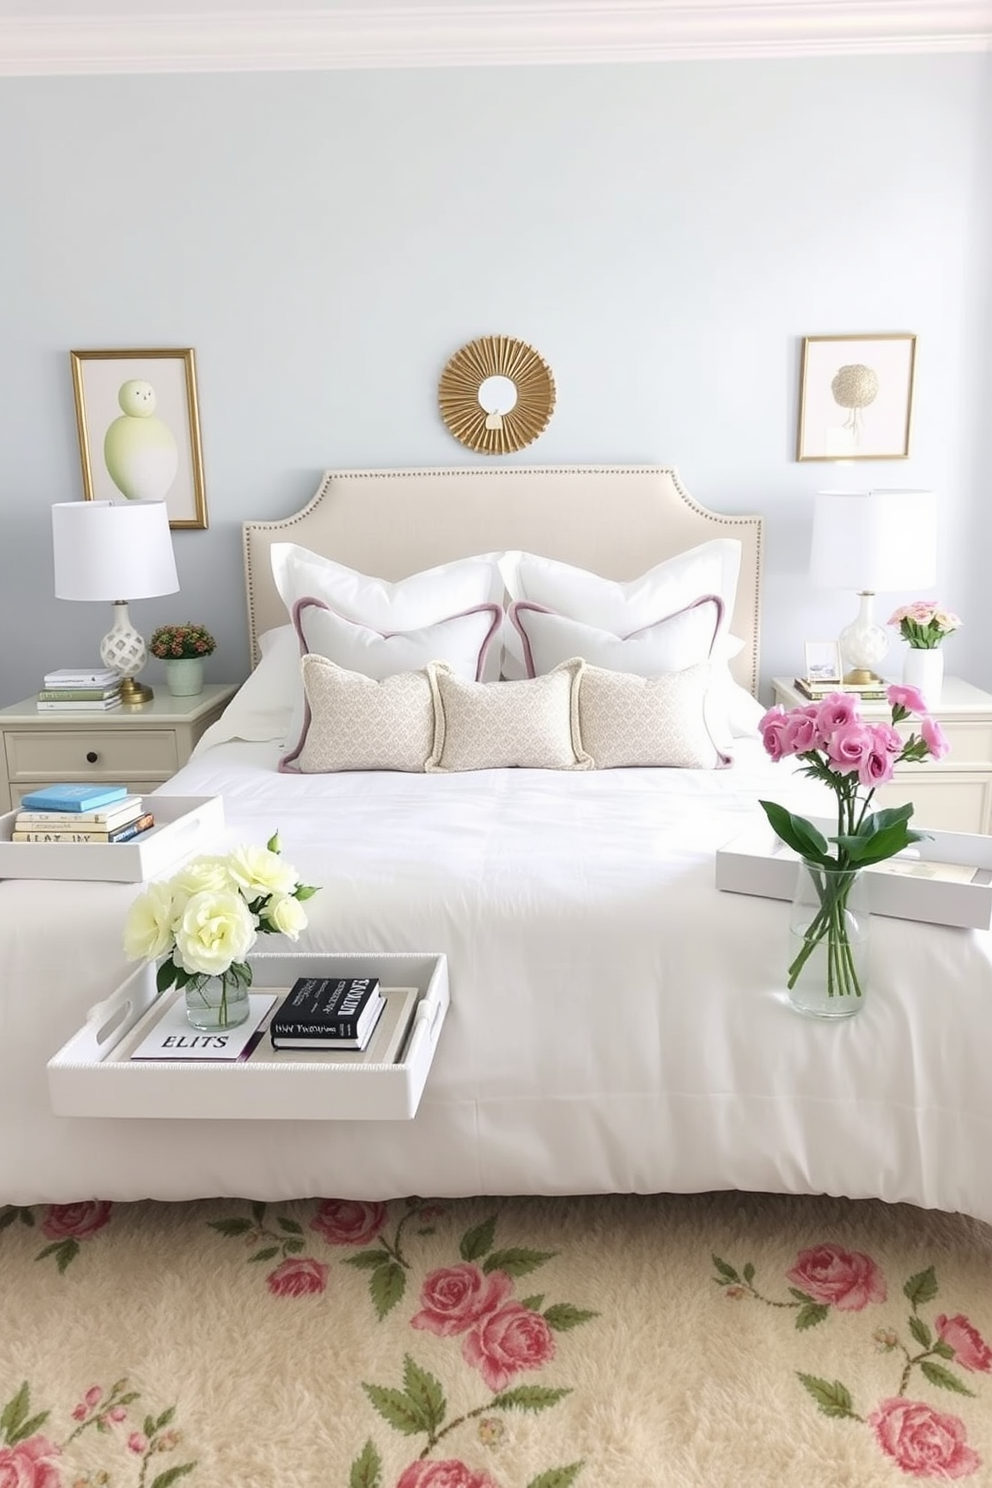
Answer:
[
  {"xmin": 173, "ymin": 890, "xmax": 257, "ymax": 977},
  {"xmin": 226, "ymin": 844, "xmax": 298, "ymax": 901},
  {"xmin": 260, "ymin": 892, "xmax": 308, "ymax": 939},
  {"xmin": 170, "ymin": 855, "xmax": 237, "ymax": 898},
  {"xmin": 123, "ymin": 881, "xmax": 178, "ymax": 963}
]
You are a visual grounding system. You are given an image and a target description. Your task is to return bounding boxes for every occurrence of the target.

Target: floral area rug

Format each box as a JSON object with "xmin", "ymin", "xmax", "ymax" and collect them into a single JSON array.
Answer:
[{"xmin": 1, "ymin": 1189, "xmax": 992, "ymax": 1487}]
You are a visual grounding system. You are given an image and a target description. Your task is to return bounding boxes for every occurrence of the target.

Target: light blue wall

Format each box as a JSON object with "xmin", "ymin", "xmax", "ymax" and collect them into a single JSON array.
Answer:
[{"xmin": 0, "ymin": 53, "xmax": 988, "ymax": 705}]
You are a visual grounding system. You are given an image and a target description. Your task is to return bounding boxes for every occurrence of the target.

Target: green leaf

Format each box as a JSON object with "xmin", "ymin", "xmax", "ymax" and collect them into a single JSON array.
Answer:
[
  {"xmin": 492, "ymin": 1386, "xmax": 572, "ymax": 1413},
  {"xmin": 18, "ymin": 1209, "xmax": 35, "ymax": 1228},
  {"xmin": 344, "ymin": 1249, "xmax": 394, "ymax": 1270},
  {"xmin": 933, "ymin": 1340, "xmax": 956, "ymax": 1360},
  {"xmin": 362, "ymin": 1385, "xmax": 429, "ymax": 1435},
  {"xmin": 349, "ymin": 1439, "xmax": 383, "ymax": 1488},
  {"xmin": 788, "ymin": 1287, "xmax": 813, "ymax": 1303},
  {"xmin": 156, "ymin": 959, "xmax": 179, "ymax": 992},
  {"xmin": 0, "ymin": 1383, "xmax": 30, "ymax": 1444},
  {"xmin": 542, "ymin": 1304, "xmax": 599, "ymax": 1331},
  {"xmin": 459, "ymin": 1215, "xmax": 497, "ymax": 1261},
  {"xmin": 484, "ymin": 1248, "xmax": 557, "ymax": 1278},
  {"xmin": 0, "ymin": 1207, "xmax": 19, "ymax": 1231},
  {"xmin": 919, "ymin": 1361, "xmax": 976, "ymax": 1397},
  {"xmin": 402, "ymin": 1356, "xmax": 446, "ymax": 1433},
  {"xmin": 294, "ymin": 884, "xmax": 319, "ymax": 901},
  {"xmin": 758, "ymin": 802, "xmax": 830, "ymax": 863},
  {"xmin": 521, "ymin": 1294, "xmax": 546, "ymax": 1311},
  {"xmin": 154, "ymin": 1406, "xmax": 176, "ymax": 1433},
  {"xmin": 795, "ymin": 1303, "xmax": 830, "ymax": 1331},
  {"xmin": 861, "ymin": 804, "xmax": 915, "ymax": 835},
  {"xmin": 54, "ymin": 1239, "xmax": 79, "ymax": 1273},
  {"xmin": 278, "ymin": 1217, "xmax": 303, "ymax": 1235},
  {"xmin": 904, "ymin": 1266, "xmax": 939, "ymax": 1310},
  {"xmin": 909, "ymin": 1316, "xmax": 932, "ymax": 1350},
  {"xmin": 250, "ymin": 1201, "xmax": 266, "ymax": 1225},
  {"xmin": 796, "ymin": 1374, "xmax": 856, "ymax": 1419},
  {"xmin": 266, "ymin": 831, "xmax": 281, "ymax": 853},
  {"xmin": 711, "ymin": 1255, "xmax": 740, "ymax": 1283},
  {"xmin": 370, "ymin": 1262, "xmax": 406, "ymax": 1320},
  {"xmin": 7, "ymin": 1411, "xmax": 51, "ymax": 1446},
  {"xmin": 247, "ymin": 1246, "xmax": 280, "ymax": 1263},
  {"xmin": 742, "ymin": 1262, "xmax": 755, "ymax": 1285},
  {"xmin": 282, "ymin": 1238, "xmax": 305, "ymax": 1255},
  {"xmin": 208, "ymin": 1217, "xmax": 253, "ymax": 1238},
  {"xmin": 526, "ymin": 1466, "xmax": 584, "ymax": 1488},
  {"xmin": 149, "ymin": 1465, "xmax": 196, "ymax": 1488},
  {"xmin": 144, "ymin": 1414, "xmax": 156, "ymax": 1438},
  {"xmin": 836, "ymin": 823, "xmax": 924, "ymax": 867}
]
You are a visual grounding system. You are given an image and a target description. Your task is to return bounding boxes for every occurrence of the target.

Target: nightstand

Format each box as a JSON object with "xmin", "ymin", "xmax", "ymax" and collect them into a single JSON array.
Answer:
[
  {"xmin": 0, "ymin": 684, "xmax": 240, "ymax": 811},
  {"xmin": 771, "ymin": 677, "xmax": 992, "ymax": 834}
]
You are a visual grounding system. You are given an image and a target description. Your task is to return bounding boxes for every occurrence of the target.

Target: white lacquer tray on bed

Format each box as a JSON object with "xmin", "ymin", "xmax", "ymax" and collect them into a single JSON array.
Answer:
[{"xmin": 48, "ymin": 952, "xmax": 449, "ymax": 1122}]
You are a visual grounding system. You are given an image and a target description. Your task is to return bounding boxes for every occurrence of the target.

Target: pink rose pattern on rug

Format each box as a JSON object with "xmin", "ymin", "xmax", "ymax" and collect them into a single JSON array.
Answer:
[
  {"xmin": 0, "ymin": 1378, "xmax": 197, "ymax": 1486},
  {"xmin": 349, "ymin": 1207, "xmax": 594, "ymax": 1488},
  {"xmin": 0, "ymin": 1201, "xmax": 113, "ymax": 1274},
  {"xmin": 712, "ymin": 1250, "xmax": 990, "ymax": 1478}
]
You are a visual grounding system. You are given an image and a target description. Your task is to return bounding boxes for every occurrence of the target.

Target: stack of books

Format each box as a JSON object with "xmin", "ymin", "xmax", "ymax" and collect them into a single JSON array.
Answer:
[
  {"xmin": 269, "ymin": 975, "xmax": 385, "ymax": 1051},
  {"xmin": 794, "ymin": 676, "xmax": 891, "ymax": 703},
  {"xmin": 12, "ymin": 784, "xmax": 155, "ymax": 843},
  {"xmin": 37, "ymin": 668, "xmax": 122, "ymax": 712}
]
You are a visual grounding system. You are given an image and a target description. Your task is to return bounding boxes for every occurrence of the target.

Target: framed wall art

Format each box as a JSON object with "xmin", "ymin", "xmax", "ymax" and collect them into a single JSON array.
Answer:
[
  {"xmin": 803, "ymin": 640, "xmax": 842, "ymax": 685},
  {"xmin": 70, "ymin": 347, "xmax": 208, "ymax": 529},
  {"xmin": 796, "ymin": 333, "xmax": 917, "ymax": 462}
]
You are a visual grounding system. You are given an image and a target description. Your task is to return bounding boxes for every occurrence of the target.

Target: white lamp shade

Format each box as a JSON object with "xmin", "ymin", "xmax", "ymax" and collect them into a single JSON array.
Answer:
[
  {"xmin": 52, "ymin": 500, "xmax": 179, "ymax": 601},
  {"xmin": 810, "ymin": 489, "xmax": 937, "ymax": 592}
]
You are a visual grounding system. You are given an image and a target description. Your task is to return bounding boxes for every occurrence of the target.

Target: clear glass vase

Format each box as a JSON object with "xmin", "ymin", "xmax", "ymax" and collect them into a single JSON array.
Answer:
[
  {"xmin": 787, "ymin": 859, "xmax": 870, "ymax": 1019},
  {"xmin": 185, "ymin": 973, "xmax": 250, "ymax": 1031}
]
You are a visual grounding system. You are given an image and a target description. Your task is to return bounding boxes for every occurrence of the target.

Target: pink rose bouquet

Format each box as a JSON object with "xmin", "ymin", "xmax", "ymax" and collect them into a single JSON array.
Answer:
[
  {"xmin": 758, "ymin": 685, "xmax": 949, "ymax": 1000},
  {"xmin": 888, "ymin": 600, "xmax": 961, "ymax": 649}
]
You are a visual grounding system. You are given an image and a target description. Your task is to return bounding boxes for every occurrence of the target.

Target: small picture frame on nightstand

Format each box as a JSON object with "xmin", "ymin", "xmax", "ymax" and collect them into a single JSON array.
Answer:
[{"xmin": 804, "ymin": 640, "xmax": 842, "ymax": 685}]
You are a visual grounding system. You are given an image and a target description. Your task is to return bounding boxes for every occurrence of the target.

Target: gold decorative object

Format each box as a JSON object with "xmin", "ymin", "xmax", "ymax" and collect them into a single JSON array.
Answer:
[{"xmin": 438, "ymin": 335, "xmax": 556, "ymax": 455}]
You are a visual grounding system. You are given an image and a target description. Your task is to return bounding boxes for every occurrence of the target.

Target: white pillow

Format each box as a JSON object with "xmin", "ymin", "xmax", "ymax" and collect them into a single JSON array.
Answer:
[
  {"xmin": 191, "ymin": 625, "xmax": 298, "ymax": 755},
  {"xmin": 499, "ymin": 542, "xmax": 741, "ymax": 680},
  {"xmin": 284, "ymin": 656, "xmax": 436, "ymax": 773},
  {"xmin": 271, "ymin": 544, "xmax": 504, "ymax": 674},
  {"xmin": 578, "ymin": 663, "xmax": 725, "ymax": 769},
  {"xmin": 295, "ymin": 599, "xmax": 501, "ymax": 682},
  {"xmin": 508, "ymin": 598, "xmax": 722, "ymax": 679},
  {"xmin": 425, "ymin": 659, "xmax": 593, "ymax": 773}
]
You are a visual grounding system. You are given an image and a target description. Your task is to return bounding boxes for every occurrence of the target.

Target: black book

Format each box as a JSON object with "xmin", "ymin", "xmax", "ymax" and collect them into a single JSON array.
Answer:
[{"xmin": 270, "ymin": 975, "xmax": 383, "ymax": 1049}]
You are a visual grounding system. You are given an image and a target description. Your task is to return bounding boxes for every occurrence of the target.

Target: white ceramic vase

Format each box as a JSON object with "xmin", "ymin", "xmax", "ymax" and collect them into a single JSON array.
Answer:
[
  {"xmin": 902, "ymin": 647, "xmax": 943, "ymax": 708},
  {"xmin": 164, "ymin": 658, "xmax": 204, "ymax": 697}
]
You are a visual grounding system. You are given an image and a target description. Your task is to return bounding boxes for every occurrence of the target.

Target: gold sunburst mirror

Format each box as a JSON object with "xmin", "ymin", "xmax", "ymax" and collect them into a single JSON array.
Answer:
[{"xmin": 438, "ymin": 335, "xmax": 556, "ymax": 455}]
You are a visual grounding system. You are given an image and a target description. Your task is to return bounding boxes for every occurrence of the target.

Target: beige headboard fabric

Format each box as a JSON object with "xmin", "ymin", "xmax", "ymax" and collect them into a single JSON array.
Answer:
[{"xmin": 243, "ymin": 465, "xmax": 763, "ymax": 692}]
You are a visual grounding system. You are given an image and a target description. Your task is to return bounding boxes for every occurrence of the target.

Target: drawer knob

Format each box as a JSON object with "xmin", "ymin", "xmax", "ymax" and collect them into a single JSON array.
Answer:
[{"xmin": 86, "ymin": 751, "xmax": 99, "ymax": 764}]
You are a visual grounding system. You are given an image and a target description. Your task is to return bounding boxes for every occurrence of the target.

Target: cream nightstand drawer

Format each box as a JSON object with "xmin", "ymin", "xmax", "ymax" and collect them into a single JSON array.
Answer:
[
  {"xmin": 875, "ymin": 775, "xmax": 992, "ymax": 835},
  {"xmin": 5, "ymin": 729, "xmax": 179, "ymax": 782}
]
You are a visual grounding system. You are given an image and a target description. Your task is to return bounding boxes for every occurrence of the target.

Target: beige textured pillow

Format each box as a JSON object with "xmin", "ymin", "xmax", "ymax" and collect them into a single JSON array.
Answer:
[
  {"xmin": 288, "ymin": 654, "xmax": 436, "ymax": 773},
  {"xmin": 426, "ymin": 659, "xmax": 593, "ymax": 772},
  {"xmin": 578, "ymin": 662, "xmax": 726, "ymax": 769}
]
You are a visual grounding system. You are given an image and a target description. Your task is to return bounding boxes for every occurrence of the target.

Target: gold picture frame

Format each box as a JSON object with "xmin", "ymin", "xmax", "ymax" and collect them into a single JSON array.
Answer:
[
  {"xmin": 796, "ymin": 333, "xmax": 917, "ymax": 462},
  {"xmin": 438, "ymin": 335, "xmax": 556, "ymax": 455},
  {"xmin": 70, "ymin": 347, "xmax": 208, "ymax": 529}
]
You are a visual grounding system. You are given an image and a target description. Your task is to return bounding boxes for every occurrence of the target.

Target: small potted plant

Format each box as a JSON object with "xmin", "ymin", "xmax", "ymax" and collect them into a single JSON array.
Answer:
[
  {"xmin": 888, "ymin": 601, "xmax": 961, "ymax": 707},
  {"xmin": 150, "ymin": 621, "xmax": 216, "ymax": 697}
]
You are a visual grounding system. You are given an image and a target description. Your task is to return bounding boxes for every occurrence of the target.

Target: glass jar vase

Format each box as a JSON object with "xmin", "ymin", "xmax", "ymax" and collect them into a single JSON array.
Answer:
[
  {"xmin": 787, "ymin": 859, "xmax": 870, "ymax": 1019},
  {"xmin": 185, "ymin": 973, "xmax": 250, "ymax": 1031}
]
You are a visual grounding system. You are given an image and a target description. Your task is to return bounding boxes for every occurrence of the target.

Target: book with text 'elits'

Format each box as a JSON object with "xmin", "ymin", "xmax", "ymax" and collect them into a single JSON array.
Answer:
[
  {"xmin": 269, "ymin": 976, "xmax": 383, "ymax": 1049},
  {"xmin": 19, "ymin": 783, "xmax": 129, "ymax": 813}
]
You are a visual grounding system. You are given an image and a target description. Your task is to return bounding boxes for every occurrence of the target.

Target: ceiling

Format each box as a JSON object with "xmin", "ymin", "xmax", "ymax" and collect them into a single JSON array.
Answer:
[{"xmin": 1, "ymin": 0, "xmax": 991, "ymax": 76}]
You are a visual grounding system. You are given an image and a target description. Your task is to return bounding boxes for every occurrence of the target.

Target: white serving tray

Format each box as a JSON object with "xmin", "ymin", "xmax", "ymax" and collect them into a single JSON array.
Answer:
[
  {"xmin": 48, "ymin": 951, "xmax": 449, "ymax": 1121},
  {"xmin": 0, "ymin": 795, "xmax": 224, "ymax": 882},
  {"xmin": 715, "ymin": 819, "xmax": 992, "ymax": 931}
]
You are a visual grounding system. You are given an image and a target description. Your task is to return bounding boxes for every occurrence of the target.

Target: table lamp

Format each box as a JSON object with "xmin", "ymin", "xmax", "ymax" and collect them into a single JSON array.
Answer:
[
  {"xmin": 809, "ymin": 489, "xmax": 937, "ymax": 684},
  {"xmin": 52, "ymin": 500, "xmax": 180, "ymax": 704}
]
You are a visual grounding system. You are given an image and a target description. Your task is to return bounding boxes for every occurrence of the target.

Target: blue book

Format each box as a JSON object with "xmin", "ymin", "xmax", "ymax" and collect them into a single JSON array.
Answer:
[{"xmin": 19, "ymin": 783, "xmax": 129, "ymax": 813}]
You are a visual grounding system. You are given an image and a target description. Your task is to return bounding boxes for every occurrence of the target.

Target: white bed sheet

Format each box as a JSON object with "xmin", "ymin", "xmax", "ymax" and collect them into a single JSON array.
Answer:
[{"xmin": 3, "ymin": 739, "xmax": 991, "ymax": 1220}]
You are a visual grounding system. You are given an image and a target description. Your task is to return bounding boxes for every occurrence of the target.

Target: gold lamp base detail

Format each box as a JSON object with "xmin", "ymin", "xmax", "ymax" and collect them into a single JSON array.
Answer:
[{"xmin": 118, "ymin": 676, "xmax": 153, "ymax": 705}]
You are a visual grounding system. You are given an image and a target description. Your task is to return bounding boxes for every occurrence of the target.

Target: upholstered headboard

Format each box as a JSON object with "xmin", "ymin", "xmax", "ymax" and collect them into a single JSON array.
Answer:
[{"xmin": 243, "ymin": 466, "xmax": 763, "ymax": 692}]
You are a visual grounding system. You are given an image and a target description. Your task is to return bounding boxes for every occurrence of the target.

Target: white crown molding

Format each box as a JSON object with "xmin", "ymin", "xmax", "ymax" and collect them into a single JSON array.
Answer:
[{"xmin": 2, "ymin": 2, "xmax": 991, "ymax": 77}]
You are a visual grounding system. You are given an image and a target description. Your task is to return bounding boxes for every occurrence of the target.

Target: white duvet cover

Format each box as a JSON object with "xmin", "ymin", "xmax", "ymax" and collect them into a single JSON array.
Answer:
[{"xmin": 3, "ymin": 739, "xmax": 991, "ymax": 1221}]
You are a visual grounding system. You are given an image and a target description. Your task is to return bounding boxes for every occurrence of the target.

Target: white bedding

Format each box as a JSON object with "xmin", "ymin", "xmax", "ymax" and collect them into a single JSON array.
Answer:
[{"xmin": 4, "ymin": 735, "xmax": 992, "ymax": 1221}]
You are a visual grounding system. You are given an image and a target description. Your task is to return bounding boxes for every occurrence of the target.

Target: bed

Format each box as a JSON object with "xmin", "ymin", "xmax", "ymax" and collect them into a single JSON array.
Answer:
[{"xmin": 3, "ymin": 464, "xmax": 992, "ymax": 1222}]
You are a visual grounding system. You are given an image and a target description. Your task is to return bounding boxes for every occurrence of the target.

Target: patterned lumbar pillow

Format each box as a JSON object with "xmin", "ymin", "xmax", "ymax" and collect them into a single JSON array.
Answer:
[
  {"xmin": 577, "ymin": 661, "xmax": 727, "ymax": 769},
  {"xmin": 286, "ymin": 654, "xmax": 437, "ymax": 773},
  {"xmin": 425, "ymin": 659, "xmax": 593, "ymax": 773}
]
